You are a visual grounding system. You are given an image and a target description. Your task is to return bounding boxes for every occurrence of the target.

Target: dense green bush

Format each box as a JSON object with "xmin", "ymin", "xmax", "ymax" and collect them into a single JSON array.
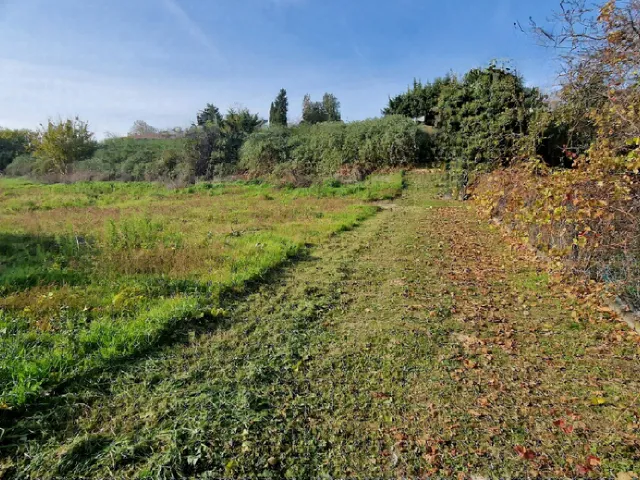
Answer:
[
  {"xmin": 79, "ymin": 137, "xmax": 187, "ymax": 180},
  {"xmin": 437, "ymin": 67, "xmax": 543, "ymax": 167},
  {"xmin": 238, "ymin": 127, "xmax": 291, "ymax": 176},
  {"xmin": 383, "ymin": 77, "xmax": 453, "ymax": 125},
  {"xmin": 0, "ymin": 128, "xmax": 32, "ymax": 171},
  {"xmin": 240, "ymin": 116, "xmax": 432, "ymax": 182},
  {"xmin": 385, "ymin": 66, "xmax": 544, "ymax": 169},
  {"xmin": 4, "ymin": 154, "xmax": 37, "ymax": 177}
]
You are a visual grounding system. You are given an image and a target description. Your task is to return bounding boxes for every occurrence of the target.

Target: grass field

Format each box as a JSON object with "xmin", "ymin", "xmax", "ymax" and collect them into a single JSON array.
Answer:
[
  {"xmin": 1, "ymin": 172, "xmax": 639, "ymax": 479},
  {"xmin": 0, "ymin": 173, "xmax": 403, "ymax": 407}
]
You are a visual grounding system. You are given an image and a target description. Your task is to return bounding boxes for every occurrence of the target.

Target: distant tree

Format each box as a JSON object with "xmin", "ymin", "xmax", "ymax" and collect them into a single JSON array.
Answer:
[
  {"xmin": 197, "ymin": 103, "xmax": 223, "ymax": 126},
  {"xmin": 302, "ymin": 94, "xmax": 312, "ymax": 120},
  {"xmin": 129, "ymin": 120, "xmax": 158, "ymax": 137},
  {"xmin": 187, "ymin": 106, "xmax": 265, "ymax": 178},
  {"xmin": 34, "ymin": 118, "xmax": 98, "ymax": 174},
  {"xmin": 213, "ymin": 108, "xmax": 266, "ymax": 170},
  {"xmin": 172, "ymin": 126, "xmax": 186, "ymax": 138},
  {"xmin": 0, "ymin": 128, "xmax": 33, "ymax": 171},
  {"xmin": 269, "ymin": 89, "xmax": 289, "ymax": 127},
  {"xmin": 322, "ymin": 93, "xmax": 341, "ymax": 122},
  {"xmin": 302, "ymin": 94, "xmax": 329, "ymax": 124}
]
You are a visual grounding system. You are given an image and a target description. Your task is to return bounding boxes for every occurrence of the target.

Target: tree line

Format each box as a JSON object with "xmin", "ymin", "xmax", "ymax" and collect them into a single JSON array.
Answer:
[
  {"xmin": 2, "ymin": 66, "xmax": 543, "ymax": 185},
  {"xmin": 1, "ymin": 0, "xmax": 635, "ymax": 189},
  {"xmin": 0, "ymin": 89, "xmax": 345, "ymax": 183}
]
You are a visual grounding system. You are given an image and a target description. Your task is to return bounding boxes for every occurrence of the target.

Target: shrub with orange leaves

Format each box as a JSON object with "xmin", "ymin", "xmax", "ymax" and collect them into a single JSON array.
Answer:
[{"xmin": 473, "ymin": 0, "xmax": 640, "ymax": 307}]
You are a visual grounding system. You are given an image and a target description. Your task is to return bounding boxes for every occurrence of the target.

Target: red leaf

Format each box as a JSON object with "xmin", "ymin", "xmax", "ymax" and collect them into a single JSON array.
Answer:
[
  {"xmin": 553, "ymin": 419, "xmax": 566, "ymax": 427},
  {"xmin": 576, "ymin": 464, "xmax": 592, "ymax": 475},
  {"xmin": 562, "ymin": 425, "xmax": 575, "ymax": 434}
]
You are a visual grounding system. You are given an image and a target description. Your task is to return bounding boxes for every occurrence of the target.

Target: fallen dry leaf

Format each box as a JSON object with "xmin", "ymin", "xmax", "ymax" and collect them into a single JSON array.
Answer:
[
  {"xmin": 616, "ymin": 472, "xmax": 638, "ymax": 480},
  {"xmin": 514, "ymin": 445, "xmax": 536, "ymax": 461},
  {"xmin": 576, "ymin": 465, "xmax": 591, "ymax": 475},
  {"xmin": 586, "ymin": 455, "xmax": 601, "ymax": 467},
  {"xmin": 464, "ymin": 359, "xmax": 478, "ymax": 369}
]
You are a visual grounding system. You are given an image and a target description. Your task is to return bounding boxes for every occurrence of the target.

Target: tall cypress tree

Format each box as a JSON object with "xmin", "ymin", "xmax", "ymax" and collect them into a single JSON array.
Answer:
[
  {"xmin": 269, "ymin": 89, "xmax": 288, "ymax": 127},
  {"xmin": 269, "ymin": 102, "xmax": 277, "ymax": 125}
]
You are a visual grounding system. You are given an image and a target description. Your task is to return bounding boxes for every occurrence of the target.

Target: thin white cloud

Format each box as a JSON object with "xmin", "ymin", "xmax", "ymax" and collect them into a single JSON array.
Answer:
[
  {"xmin": 0, "ymin": 59, "xmax": 240, "ymax": 137},
  {"xmin": 0, "ymin": 58, "xmax": 399, "ymax": 138},
  {"xmin": 160, "ymin": 0, "xmax": 223, "ymax": 59}
]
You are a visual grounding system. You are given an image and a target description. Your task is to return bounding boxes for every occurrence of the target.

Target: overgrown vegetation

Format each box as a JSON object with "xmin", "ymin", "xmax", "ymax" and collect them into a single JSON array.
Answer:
[
  {"xmin": 78, "ymin": 137, "xmax": 187, "ymax": 181},
  {"xmin": 0, "ymin": 90, "xmax": 354, "ymax": 185},
  {"xmin": 471, "ymin": 0, "xmax": 640, "ymax": 309},
  {"xmin": 0, "ymin": 0, "xmax": 639, "ymax": 475},
  {"xmin": 240, "ymin": 116, "xmax": 431, "ymax": 184},
  {"xmin": 383, "ymin": 65, "xmax": 544, "ymax": 169},
  {"xmin": 0, "ymin": 173, "xmax": 403, "ymax": 407},
  {"xmin": 2, "ymin": 172, "xmax": 638, "ymax": 478}
]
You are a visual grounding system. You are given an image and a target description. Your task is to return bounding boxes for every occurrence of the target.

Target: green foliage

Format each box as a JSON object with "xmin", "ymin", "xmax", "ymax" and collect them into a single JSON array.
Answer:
[
  {"xmin": 269, "ymin": 88, "xmax": 289, "ymax": 127},
  {"xmin": 383, "ymin": 77, "xmax": 453, "ymax": 124},
  {"xmin": 196, "ymin": 103, "xmax": 223, "ymax": 127},
  {"xmin": 517, "ymin": 74, "xmax": 608, "ymax": 169},
  {"xmin": 435, "ymin": 66, "xmax": 543, "ymax": 167},
  {"xmin": 216, "ymin": 108, "xmax": 266, "ymax": 164},
  {"xmin": 4, "ymin": 154, "xmax": 37, "ymax": 177},
  {"xmin": 0, "ymin": 173, "xmax": 400, "ymax": 407},
  {"xmin": 0, "ymin": 128, "xmax": 33, "ymax": 171},
  {"xmin": 189, "ymin": 107, "xmax": 265, "ymax": 178},
  {"xmin": 386, "ymin": 66, "xmax": 543, "ymax": 170},
  {"xmin": 33, "ymin": 118, "xmax": 98, "ymax": 174},
  {"xmin": 302, "ymin": 94, "xmax": 327, "ymax": 125},
  {"xmin": 186, "ymin": 121, "xmax": 222, "ymax": 178},
  {"xmin": 322, "ymin": 93, "xmax": 341, "ymax": 122},
  {"xmin": 84, "ymin": 137, "xmax": 188, "ymax": 181},
  {"xmin": 240, "ymin": 116, "xmax": 432, "ymax": 181},
  {"xmin": 234, "ymin": 126, "xmax": 291, "ymax": 176},
  {"xmin": 302, "ymin": 93, "xmax": 341, "ymax": 125}
]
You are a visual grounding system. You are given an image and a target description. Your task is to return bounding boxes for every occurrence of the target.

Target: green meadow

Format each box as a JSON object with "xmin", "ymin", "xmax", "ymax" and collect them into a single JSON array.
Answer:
[{"xmin": 0, "ymin": 173, "xmax": 403, "ymax": 407}]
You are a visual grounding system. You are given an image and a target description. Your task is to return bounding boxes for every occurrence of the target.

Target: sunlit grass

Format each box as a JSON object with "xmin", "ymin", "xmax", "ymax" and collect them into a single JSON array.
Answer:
[{"xmin": 0, "ymin": 173, "xmax": 402, "ymax": 407}]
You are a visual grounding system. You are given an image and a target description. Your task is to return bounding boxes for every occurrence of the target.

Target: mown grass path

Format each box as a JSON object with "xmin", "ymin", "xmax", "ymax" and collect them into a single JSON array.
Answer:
[{"xmin": 2, "ymin": 172, "xmax": 639, "ymax": 478}]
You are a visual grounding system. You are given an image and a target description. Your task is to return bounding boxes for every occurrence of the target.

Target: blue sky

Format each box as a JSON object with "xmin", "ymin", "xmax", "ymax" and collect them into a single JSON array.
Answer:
[{"xmin": 0, "ymin": 0, "xmax": 561, "ymax": 137}]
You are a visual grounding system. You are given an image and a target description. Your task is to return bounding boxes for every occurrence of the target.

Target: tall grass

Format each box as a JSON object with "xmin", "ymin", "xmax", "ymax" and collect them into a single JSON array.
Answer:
[{"xmin": 0, "ymin": 173, "xmax": 402, "ymax": 407}]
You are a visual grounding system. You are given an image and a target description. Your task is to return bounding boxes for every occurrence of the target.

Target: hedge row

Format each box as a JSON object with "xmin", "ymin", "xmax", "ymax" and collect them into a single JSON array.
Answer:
[{"xmin": 239, "ymin": 116, "xmax": 432, "ymax": 182}]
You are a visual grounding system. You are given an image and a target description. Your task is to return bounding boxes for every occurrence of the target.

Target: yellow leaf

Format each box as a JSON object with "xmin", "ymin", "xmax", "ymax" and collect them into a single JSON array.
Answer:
[{"xmin": 616, "ymin": 473, "xmax": 638, "ymax": 480}]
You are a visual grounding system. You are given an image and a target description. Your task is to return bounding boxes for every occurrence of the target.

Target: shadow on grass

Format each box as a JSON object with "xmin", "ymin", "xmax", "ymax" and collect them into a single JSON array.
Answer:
[
  {"xmin": 0, "ymin": 248, "xmax": 321, "ymax": 446},
  {"xmin": 0, "ymin": 232, "xmax": 94, "ymax": 294}
]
